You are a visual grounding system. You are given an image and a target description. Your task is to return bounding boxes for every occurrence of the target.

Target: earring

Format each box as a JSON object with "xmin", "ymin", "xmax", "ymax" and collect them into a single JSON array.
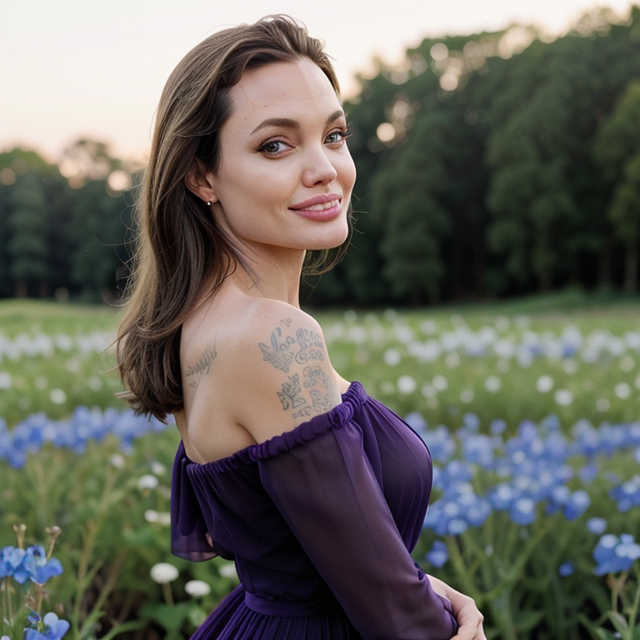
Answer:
[{"xmin": 206, "ymin": 200, "xmax": 211, "ymax": 206}]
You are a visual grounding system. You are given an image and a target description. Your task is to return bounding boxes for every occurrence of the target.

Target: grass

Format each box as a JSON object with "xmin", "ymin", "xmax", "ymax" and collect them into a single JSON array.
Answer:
[
  {"xmin": 0, "ymin": 299, "xmax": 121, "ymax": 337},
  {"xmin": 1, "ymin": 292, "xmax": 639, "ymax": 430}
]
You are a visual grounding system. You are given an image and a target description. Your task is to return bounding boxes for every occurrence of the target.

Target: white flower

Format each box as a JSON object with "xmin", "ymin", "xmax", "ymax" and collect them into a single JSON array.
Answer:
[
  {"xmin": 150, "ymin": 562, "xmax": 179, "ymax": 584},
  {"xmin": 563, "ymin": 361, "xmax": 578, "ymax": 374},
  {"xmin": 432, "ymin": 375, "xmax": 448, "ymax": 391},
  {"xmin": 497, "ymin": 359, "xmax": 510, "ymax": 373},
  {"xmin": 64, "ymin": 357, "xmax": 81, "ymax": 373},
  {"xmin": 218, "ymin": 563, "xmax": 239, "ymax": 580},
  {"xmin": 110, "ymin": 454, "xmax": 125, "ymax": 468},
  {"xmin": 0, "ymin": 372, "xmax": 12, "ymax": 389},
  {"xmin": 397, "ymin": 375, "xmax": 417, "ymax": 394},
  {"xmin": 620, "ymin": 356, "xmax": 635, "ymax": 372},
  {"xmin": 536, "ymin": 375, "xmax": 554, "ymax": 394},
  {"xmin": 484, "ymin": 376, "xmax": 502, "ymax": 393},
  {"xmin": 383, "ymin": 309, "xmax": 397, "ymax": 322},
  {"xmin": 421, "ymin": 384, "xmax": 436, "ymax": 398},
  {"xmin": 144, "ymin": 510, "xmax": 159, "ymax": 523},
  {"xmin": 138, "ymin": 475, "xmax": 159, "ymax": 490},
  {"xmin": 420, "ymin": 320, "xmax": 438, "ymax": 335},
  {"xmin": 596, "ymin": 398, "xmax": 610, "ymax": 412},
  {"xmin": 151, "ymin": 461, "xmax": 167, "ymax": 476},
  {"xmin": 445, "ymin": 352, "xmax": 460, "ymax": 368},
  {"xmin": 615, "ymin": 382, "xmax": 632, "ymax": 399},
  {"xmin": 383, "ymin": 348, "xmax": 402, "ymax": 366},
  {"xmin": 185, "ymin": 580, "xmax": 211, "ymax": 597},
  {"xmin": 554, "ymin": 389, "xmax": 574, "ymax": 406},
  {"xmin": 88, "ymin": 376, "xmax": 103, "ymax": 390},
  {"xmin": 460, "ymin": 390, "xmax": 474, "ymax": 404},
  {"xmin": 50, "ymin": 389, "xmax": 67, "ymax": 405}
]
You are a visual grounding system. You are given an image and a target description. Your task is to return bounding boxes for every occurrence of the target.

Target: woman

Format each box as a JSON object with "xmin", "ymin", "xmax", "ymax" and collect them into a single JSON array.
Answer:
[{"xmin": 117, "ymin": 15, "xmax": 485, "ymax": 640}]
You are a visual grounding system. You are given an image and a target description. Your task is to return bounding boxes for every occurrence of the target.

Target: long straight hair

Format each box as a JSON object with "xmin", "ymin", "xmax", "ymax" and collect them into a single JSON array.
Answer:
[{"xmin": 116, "ymin": 15, "xmax": 353, "ymax": 421}]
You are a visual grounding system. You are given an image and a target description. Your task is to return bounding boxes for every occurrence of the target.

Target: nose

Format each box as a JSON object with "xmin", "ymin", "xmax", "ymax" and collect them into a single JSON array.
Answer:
[{"xmin": 301, "ymin": 145, "xmax": 338, "ymax": 187}]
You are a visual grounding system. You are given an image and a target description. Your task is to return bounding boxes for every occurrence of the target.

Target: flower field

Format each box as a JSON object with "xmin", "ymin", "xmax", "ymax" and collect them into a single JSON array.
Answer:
[{"xmin": 1, "ymin": 297, "xmax": 639, "ymax": 639}]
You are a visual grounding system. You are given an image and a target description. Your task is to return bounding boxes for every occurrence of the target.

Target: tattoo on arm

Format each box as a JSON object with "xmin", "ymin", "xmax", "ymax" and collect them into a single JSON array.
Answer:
[
  {"xmin": 259, "ymin": 319, "xmax": 326, "ymax": 373},
  {"xmin": 277, "ymin": 366, "xmax": 336, "ymax": 419},
  {"xmin": 185, "ymin": 341, "xmax": 217, "ymax": 388},
  {"xmin": 259, "ymin": 320, "xmax": 335, "ymax": 419}
]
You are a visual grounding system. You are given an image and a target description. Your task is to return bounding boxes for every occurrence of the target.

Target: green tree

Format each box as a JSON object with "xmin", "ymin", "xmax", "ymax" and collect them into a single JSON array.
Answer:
[
  {"xmin": 70, "ymin": 178, "xmax": 133, "ymax": 301},
  {"xmin": 485, "ymin": 16, "xmax": 640, "ymax": 293},
  {"xmin": 592, "ymin": 80, "xmax": 640, "ymax": 292},
  {"xmin": 372, "ymin": 113, "xmax": 452, "ymax": 304},
  {"xmin": 8, "ymin": 171, "xmax": 49, "ymax": 297}
]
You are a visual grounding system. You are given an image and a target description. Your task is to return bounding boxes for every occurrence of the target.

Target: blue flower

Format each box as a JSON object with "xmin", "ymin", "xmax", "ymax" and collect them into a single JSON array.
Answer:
[
  {"xmin": 426, "ymin": 540, "xmax": 449, "ymax": 568},
  {"xmin": 611, "ymin": 476, "xmax": 640, "ymax": 512},
  {"xmin": 0, "ymin": 546, "xmax": 27, "ymax": 582},
  {"xmin": 23, "ymin": 546, "xmax": 63, "ymax": 585},
  {"xmin": 559, "ymin": 562, "xmax": 574, "ymax": 577},
  {"xmin": 490, "ymin": 419, "xmax": 507, "ymax": 436},
  {"xmin": 0, "ymin": 545, "xmax": 63, "ymax": 585},
  {"xmin": 593, "ymin": 533, "xmax": 640, "ymax": 576},
  {"xmin": 461, "ymin": 434, "xmax": 494, "ymax": 467},
  {"xmin": 509, "ymin": 497, "xmax": 537, "ymax": 526},
  {"xmin": 24, "ymin": 612, "xmax": 70, "ymax": 640},
  {"xmin": 563, "ymin": 490, "xmax": 590, "ymax": 521},
  {"xmin": 586, "ymin": 517, "xmax": 607, "ymax": 535}
]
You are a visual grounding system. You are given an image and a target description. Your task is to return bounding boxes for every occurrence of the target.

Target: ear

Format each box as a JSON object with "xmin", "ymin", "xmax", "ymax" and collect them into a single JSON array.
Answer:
[{"xmin": 185, "ymin": 162, "xmax": 219, "ymax": 204}]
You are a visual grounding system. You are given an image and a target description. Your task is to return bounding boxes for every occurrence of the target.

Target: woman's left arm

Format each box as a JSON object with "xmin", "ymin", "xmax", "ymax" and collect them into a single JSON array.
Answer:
[{"xmin": 428, "ymin": 576, "xmax": 486, "ymax": 640}]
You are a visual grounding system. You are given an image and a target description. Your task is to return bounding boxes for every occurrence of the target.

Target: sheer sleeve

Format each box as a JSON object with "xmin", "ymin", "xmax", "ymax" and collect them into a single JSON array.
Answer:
[
  {"xmin": 257, "ymin": 418, "xmax": 458, "ymax": 640},
  {"xmin": 171, "ymin": 442, "xmax": 217, "ymax": 561}
]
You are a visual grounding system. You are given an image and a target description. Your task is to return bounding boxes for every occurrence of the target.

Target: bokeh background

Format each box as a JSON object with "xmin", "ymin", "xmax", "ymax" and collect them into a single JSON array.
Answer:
[{"xmin": 2, "ymin": 2, "xmax": 640, "ymax": 639}]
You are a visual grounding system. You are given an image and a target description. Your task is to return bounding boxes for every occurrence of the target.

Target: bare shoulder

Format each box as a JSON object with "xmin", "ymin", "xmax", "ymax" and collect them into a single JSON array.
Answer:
[
  {"xmin": 178, "ymin": 295, "xmax": 346, "ymax": 460},
  {"xmin": 225, "ymin": 299, "xmax": 343, "ymax": 443}
]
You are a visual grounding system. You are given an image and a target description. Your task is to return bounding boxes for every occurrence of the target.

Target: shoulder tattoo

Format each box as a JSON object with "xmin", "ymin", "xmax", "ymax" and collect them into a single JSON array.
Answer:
[
  {"xmin": 259, "ymin": 318, "xmax": 325, "ymax": 373},
  {"xmin": 276, "ymin": 368, "xmax": 336, "ymax": 420},
  {"xmin": 185, "ymin": 340, "xmax": 217, "ymax": 388},
  {"xmin": 259, "ymin": 319, "xmax": 336, "ymax": 419}
]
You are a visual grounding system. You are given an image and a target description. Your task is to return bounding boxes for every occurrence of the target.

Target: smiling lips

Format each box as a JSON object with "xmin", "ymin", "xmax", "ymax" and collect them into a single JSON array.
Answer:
[{"xmin": 289, "ymin": 193, "xmax": 342, "ymax": 221}]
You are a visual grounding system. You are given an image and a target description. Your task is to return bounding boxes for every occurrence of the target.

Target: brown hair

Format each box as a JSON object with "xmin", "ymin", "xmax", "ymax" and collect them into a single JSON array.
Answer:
[{"xmin": 116, "ymin": 15, "xmax": 352, "ymax": 421}]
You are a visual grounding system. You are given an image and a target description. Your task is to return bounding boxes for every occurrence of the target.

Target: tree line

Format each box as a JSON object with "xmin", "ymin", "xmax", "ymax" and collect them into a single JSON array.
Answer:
[
  {"xmin": 0, "ymin": 142, "xmax": 135, "ymax": 301},
  {"xmin": 1, "ymin": 6, "xmax": 640, "ymax": 305}
]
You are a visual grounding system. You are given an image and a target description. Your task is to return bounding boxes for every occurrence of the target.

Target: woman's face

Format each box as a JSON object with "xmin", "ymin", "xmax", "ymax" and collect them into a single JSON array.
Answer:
[{"xmin": 206, "ymin": 57, "xmax": 356, "ymax": 264}]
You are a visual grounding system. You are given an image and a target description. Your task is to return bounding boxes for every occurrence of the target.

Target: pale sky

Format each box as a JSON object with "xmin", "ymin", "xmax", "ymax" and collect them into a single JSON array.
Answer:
[{"xmin": 1, "ymin": 0, "xmax": 636, "ymax": 162}]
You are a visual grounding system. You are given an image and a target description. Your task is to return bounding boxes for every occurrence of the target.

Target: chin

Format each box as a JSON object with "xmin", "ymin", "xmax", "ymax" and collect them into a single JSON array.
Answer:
[{"xmin": 307, "ymin": 235, "xmax": 348, "ymax": 252}]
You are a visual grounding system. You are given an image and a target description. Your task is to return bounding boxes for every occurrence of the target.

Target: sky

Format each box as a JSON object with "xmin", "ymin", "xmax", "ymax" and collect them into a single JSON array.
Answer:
[{"xmin": 1, "ymin": 0, "xmax": 636, "ymax": 162}]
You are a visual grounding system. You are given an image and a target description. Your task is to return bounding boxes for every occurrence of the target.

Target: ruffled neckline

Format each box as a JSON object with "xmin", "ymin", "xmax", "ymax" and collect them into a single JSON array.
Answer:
[{"xmin": 183, "ymin": 381, "xmax": 367, "ymax": 474}]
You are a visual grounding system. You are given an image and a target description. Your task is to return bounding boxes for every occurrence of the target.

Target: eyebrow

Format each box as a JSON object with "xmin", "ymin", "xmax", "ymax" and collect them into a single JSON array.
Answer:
[{"xmin": 250, "ymin": 109, "xmax": 346, "ymax": 135}]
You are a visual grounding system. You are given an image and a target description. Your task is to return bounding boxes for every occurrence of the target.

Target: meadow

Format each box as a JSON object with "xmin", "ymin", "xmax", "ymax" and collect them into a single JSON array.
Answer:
[{"xmin": 1, "ymin": 294, "xmax": 639, "ymax": 639}]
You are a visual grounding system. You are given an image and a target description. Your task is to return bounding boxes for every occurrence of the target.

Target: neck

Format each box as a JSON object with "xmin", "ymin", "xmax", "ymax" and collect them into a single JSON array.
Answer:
[{"xmin": 228, "ymin": 248, "xmax": 305, "ymax": 307}]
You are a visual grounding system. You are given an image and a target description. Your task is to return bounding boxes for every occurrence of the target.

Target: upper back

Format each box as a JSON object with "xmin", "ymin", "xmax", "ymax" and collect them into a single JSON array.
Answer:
[{"xmin": 175, "ymin": 285, "xmax": 347, "ymax": 464}]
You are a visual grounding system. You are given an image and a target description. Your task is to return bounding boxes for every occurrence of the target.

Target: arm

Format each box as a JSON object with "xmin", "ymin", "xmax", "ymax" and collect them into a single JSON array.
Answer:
[
  {"xmin": 258, "ymin": 418, "xmax": 458, "ymax": 640},
  {"xmin": 229, "ymin": 305, "xmax": 458, "ymax": 638}
]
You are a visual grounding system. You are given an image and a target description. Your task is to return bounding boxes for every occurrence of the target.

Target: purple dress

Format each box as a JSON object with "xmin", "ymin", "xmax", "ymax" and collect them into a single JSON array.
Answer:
[{"xmin": 171, "ymin": 381, "xmax": 458, "ymax": 640}]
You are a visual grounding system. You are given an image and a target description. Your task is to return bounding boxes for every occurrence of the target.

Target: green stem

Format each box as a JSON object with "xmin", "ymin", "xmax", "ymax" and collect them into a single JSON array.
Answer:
[
  {"xmin": 2, "ymin": 578, "xmax": 16, "ymax": 627},
  {"xmin": 627, "ymin": 572, "xmax": 640, "ymax": 639},
  {"xmin": 72, "ymin": 463, "xmax": 118, "ymax": 639},
  {"xmin": 487, "ymin": 590, "xmax": 518, "ymax": 640},
  {"xmin": 446, "ymin": 536, "xmax": 482, "ymax": 602},
  {"xmin": 162, "ymin": 582, "xmax": 175, "ymax": 607}
]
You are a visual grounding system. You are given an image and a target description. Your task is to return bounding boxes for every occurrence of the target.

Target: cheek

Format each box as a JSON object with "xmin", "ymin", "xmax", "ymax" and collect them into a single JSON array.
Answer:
[{"xmin": 338, "ymin": 152, "xmax": 357, "ymax": 190}]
